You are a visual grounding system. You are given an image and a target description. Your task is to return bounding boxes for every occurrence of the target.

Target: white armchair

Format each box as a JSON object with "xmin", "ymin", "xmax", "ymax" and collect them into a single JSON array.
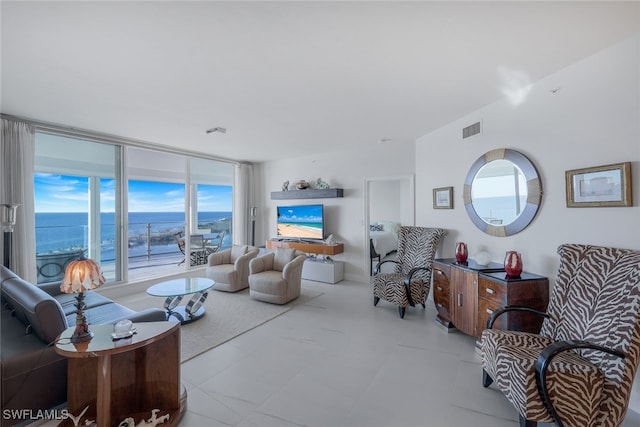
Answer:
[
  {"xmin": 248, "ymin": 248, "xmax": 306, "ymax": 304},
  {"xmin": 206, "ymin": 245, "xmax": 259, "ymax": 292}
]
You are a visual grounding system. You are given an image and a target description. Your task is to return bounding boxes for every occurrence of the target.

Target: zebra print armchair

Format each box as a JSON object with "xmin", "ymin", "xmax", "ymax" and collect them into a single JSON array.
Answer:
[
  {"xmin": 481, "ymin": 243, "xmax": 640, "ymax": 427},
  {"xmin": 372, "ymin": 226, "xmax": 445, "ymax": 318}
]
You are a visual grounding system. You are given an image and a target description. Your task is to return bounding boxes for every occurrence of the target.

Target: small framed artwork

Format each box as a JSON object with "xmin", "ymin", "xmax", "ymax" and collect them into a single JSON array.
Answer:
[
  {"xmin": 433, "ymin": 186, "xmax": 453, "ymax": 209},
  {"xmin": 565, "ymin": 162, "xmax": 632, "ymax": 207}
]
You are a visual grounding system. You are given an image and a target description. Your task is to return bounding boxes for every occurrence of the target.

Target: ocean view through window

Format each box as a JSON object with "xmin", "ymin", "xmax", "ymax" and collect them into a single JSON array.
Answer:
[{"xmin": 35, "ymin": 132, "xmax": 235, "ymax": 284}]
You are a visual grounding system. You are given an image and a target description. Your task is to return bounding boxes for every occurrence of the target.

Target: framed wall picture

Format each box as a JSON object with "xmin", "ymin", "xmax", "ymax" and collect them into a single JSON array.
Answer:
[
  {"xmin": 433, "ymin": 187, "xmax": 453, "ymax": 209},
  {"xmin": 565, "ymin": 162, "xmax": 632, "ymax": 207}
]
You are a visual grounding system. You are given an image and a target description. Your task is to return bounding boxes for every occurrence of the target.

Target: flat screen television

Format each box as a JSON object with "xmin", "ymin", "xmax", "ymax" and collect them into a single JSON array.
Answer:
[{"xmin": 276, "ymin": 204, "xmax": 324, "ymax": 240}]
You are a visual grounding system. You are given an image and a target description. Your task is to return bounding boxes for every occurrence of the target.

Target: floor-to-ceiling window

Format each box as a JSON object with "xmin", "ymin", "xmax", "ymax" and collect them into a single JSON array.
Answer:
[
  {"xmin": 34, "ymin": 131, "xmax": 237, "ymax": 285},
  {"xmin": 126, "ymin": 148, "xmax": 188, "ymax": 275},
  {"xmin": 34, "ymin": 133, "xmax": 121, "ymax": 283}
]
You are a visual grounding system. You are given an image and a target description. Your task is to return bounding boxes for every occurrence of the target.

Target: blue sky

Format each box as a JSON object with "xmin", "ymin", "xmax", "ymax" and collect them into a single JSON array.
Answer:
[{"xmin": 35, "ymin": 174, "xmax": 232, "ymax": 213}]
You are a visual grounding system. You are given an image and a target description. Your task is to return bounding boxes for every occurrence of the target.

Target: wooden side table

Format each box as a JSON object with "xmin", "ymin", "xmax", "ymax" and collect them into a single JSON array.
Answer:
[{"xmin": 55, "ymin": 321, "xmax": 186, "ymax": 427}]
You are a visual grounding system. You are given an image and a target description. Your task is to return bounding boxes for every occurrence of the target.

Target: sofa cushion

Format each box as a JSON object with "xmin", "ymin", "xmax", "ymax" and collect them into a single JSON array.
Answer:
[
  {"xmin": 273, "ymin": 248, "xmax": 296, "ymax": 271},
  {"xmin": 1, "ymin": 275, "xmax": 67, "ymax": 344},
  {"xmin": 65, "ymin": 301, "xmax": 137, "ymax": 327},
  {"xmin": 231, "ymin": 244, "xmax": 248, "ymax": 262},
  {"xmin": 54, "ymin": 291, "xmax": 114, "ymax": 316}
]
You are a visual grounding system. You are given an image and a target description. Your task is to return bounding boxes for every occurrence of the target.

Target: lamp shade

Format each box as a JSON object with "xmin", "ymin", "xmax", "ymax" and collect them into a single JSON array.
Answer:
[{"xmin": 61, "ymin": 257, "xmax": 105, "ymax": 294}]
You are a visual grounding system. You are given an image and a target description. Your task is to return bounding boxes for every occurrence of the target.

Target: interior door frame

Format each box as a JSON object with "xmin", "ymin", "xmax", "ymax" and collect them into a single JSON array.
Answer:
[{"xmin": 363, "ymin": 174, "xmax": 415, "ymax": 275}]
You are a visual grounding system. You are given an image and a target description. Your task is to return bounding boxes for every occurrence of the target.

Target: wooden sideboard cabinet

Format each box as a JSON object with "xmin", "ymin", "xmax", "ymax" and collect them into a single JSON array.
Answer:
[{"xmin": 433, "ymin": 258, "xmax": 549, "ymax": 339}]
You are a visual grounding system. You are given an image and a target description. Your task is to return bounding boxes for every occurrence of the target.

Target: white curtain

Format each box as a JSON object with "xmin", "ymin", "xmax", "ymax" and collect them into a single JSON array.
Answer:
[
  {"xmin": 233, "ymin": 163, "xmax": 254, "ymax": 245},
  {"xmin": 1, "ymin": 119, "xmax": 36, "ymax": 282}
]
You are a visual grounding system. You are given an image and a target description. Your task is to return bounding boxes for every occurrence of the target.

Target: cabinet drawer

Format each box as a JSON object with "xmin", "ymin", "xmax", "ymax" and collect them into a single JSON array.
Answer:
[
  {"xmin": 432, "ymin": 265, "xmax": 452, "ymax": 326},
  {"xmin": 433, "ymin": 268, "xmax": 449, "ymax": 285},
  {"xmin": 477, "ymin": 297, "xmax": 506, "ymax": 332},
  {"xmin": 478, "ymin": 277, "xmax": 506, "ymax": 304},
  {"xmin": 433, "ymin": 285, "xmax": 450, "ymax": 309}
]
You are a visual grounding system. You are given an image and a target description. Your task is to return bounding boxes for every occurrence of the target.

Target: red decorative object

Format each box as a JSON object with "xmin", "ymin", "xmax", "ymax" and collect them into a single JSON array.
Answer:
[
  {"xmin": 504, "ymin": 251, "xmax": 523, "ymax": 277},
  {"xmin": 455, "ymin": 242, "xmax": 468, "ymax": 263}
]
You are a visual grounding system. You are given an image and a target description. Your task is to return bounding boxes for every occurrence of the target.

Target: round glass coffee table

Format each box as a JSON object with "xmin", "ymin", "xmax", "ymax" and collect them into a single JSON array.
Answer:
[{"xmin": 146, "ymin": 277, "xmax": 214, "ymax": 324}]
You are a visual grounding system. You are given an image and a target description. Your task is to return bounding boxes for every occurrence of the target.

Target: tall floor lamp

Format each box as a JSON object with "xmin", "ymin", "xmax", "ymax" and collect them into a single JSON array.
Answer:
[
  {"xmin": 250, "ymin": 207, "xmax": 258, "ymax": 246},
  {"xmin": 1, "ymin": 204, "xmax": 19, "ymax": 269}
]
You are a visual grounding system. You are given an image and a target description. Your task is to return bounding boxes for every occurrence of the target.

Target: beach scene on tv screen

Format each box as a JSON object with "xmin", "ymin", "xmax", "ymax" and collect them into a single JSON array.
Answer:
[{"xmin": 277, "ymin": 205, "xmax": 323, "ymax": 239}]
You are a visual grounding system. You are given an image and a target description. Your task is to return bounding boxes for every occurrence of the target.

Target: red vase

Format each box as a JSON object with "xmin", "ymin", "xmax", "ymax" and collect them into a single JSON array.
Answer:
[
  {"xmin": 455, "ymin": 242, "xmax": 468, "ymax": 263},
  {"xmin": 504, "ymin": 251, "xmax": 523, "ymax": 277}
]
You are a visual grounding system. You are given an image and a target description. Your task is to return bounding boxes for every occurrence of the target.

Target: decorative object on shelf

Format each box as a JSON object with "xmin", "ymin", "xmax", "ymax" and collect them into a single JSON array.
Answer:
[
  {"xmin": 270, "ymin": 188, "xmax": 344, "ymax": 200},
  {"xmin": 295, "ymin": 180, "xmax": 310, "ymax": 189},
  {"xmin": 1, "ymin": 203, "xmax": 19, "ymax": 269},
  {"xmin": 504, "ymin": 251, "xmax": 523, "ymax": 277},
  {"xmin": 60, "ymin": 253, "xmax": 106, "ymax": 343},
  {"xmin": 474, "ymin": 251, "xmax": 492, "ymax": 266},
  {"xmin": 325, "ymin": 234, "xmax": 336, "ymax": 246},
  {"xmin": 316, "ymin": 178, "xmax": 330, "ymax": 189},
  {"xmin": 282, "ymin": 180, "xmax": 289, "ymax": 191},
  {"xmin": 433, "ymin": 187, "xmax": 453, "ymax": 209},
  {"xmin": 455, "ymin": 242, "xmax": 468, "ymax": 263},
  {"xmin": 565, "ymin": 162, "xmax": 632, "ymax": 207}
]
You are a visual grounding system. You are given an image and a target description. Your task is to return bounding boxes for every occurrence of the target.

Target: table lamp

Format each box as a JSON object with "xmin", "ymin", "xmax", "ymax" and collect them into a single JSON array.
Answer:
[
  {"xmin": 60, "ymin": 253, "xmax": 105, "ymax": 343},
  {"xmin": 1, "ymin": 203, "xmax": 20, "ymax": 268}
]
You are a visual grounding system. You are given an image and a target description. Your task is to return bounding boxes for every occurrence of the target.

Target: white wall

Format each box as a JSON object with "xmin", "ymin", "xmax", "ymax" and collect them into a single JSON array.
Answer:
[
  {"xmin": 369, "ymin": 180, "xmax": 401, "ymax": 224},
  {"xmin": 416, "ymin": 34, "xmax": 639, "ymax": 280},
  {"xmin": 255, "ymin": 142, "xmax": 415, "ymax": 280}
]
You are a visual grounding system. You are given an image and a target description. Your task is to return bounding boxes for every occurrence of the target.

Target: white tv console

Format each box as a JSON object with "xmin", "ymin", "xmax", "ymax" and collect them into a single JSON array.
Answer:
[
  {"xmin": 302, "ymin": 258, "xmax": 344, "ymax": 284},
  {"xmin": 265, "ymin": 239, "xmax": 344, "ymax": 284}
]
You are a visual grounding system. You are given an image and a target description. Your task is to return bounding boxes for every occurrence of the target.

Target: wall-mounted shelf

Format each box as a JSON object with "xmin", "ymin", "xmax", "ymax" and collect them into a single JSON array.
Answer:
[{"xmin": 270, "ymin": 188, "xmax": 344, "ymax": 200}]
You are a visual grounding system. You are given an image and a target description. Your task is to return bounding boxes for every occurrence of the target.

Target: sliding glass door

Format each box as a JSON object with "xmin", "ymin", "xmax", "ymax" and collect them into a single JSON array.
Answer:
[{"xmin": 190, "ymin": 157, "xmax": 234, "ymax": 252}]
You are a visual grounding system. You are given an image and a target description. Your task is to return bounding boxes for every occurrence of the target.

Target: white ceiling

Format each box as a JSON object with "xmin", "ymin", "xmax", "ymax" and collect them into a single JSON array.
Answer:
[{"xmin": 2, "ymin": 1, "xmax": 639, "ymax": 163}]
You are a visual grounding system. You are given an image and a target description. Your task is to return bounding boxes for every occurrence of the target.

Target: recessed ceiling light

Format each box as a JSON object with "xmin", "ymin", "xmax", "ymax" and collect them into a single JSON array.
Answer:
[
  {"xmin": 206, "ymin": 127, "xmax": 227, "ymax": 134},
  {"xmin": 378, "ymin": 138, "xmax": 392, "ymax": 144}
]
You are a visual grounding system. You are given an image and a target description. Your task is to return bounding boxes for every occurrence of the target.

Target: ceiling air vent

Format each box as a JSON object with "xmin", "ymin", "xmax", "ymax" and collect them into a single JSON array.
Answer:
[{"xmin": 462, "ymin": 121, "xmax": 481, "ymax": 139}]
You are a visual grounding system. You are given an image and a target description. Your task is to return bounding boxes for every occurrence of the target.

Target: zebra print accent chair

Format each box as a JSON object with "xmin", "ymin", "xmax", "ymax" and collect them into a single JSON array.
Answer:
[
  {"xmin": 372, "ymin": 226, "xmax": 445, "ymax": 318},
  {"xmin": 481, "ymin": 243, "xmax": 640, "ymax": 427}
]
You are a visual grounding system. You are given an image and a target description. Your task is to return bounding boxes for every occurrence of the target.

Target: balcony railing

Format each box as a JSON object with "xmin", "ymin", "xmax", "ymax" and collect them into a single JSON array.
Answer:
[{"xmin": 35, "ymin": 219, "xmax": 231, "ymax": 284}]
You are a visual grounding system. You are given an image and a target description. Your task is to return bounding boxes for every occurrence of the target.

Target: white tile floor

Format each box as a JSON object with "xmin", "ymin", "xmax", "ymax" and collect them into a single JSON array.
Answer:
[{"xmin": 177, "ymin": 279, "xmax": 640, "ymax": 427}]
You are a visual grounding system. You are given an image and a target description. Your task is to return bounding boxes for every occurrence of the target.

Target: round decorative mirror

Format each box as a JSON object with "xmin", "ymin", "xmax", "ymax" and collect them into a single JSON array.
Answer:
[{"xmin": 463, "ymin": 148, "xmax": 542, "ymax": 236}]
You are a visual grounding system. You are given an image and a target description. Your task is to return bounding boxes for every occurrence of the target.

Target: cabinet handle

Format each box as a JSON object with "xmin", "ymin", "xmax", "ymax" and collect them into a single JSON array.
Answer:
[
  {"xmin": 485, "ymin": 288, "xmax": 495, "ymax": 295},
  {"xmin": 486, "ymin": 308, "xmax": 494, "ymax": 315},
  {"xmin": 457, "ymin": 293, "xmax": 463, "ymax": 307},
  {"xmin": 437, "ymin": 286, "xmax": 443, "ymax": 291}
]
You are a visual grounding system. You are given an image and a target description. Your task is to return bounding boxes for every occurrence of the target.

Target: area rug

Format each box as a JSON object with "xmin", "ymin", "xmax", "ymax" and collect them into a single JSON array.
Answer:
[{"xmin": 116, "ymin": 287, "xmax": 323, "ymax": 363}]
